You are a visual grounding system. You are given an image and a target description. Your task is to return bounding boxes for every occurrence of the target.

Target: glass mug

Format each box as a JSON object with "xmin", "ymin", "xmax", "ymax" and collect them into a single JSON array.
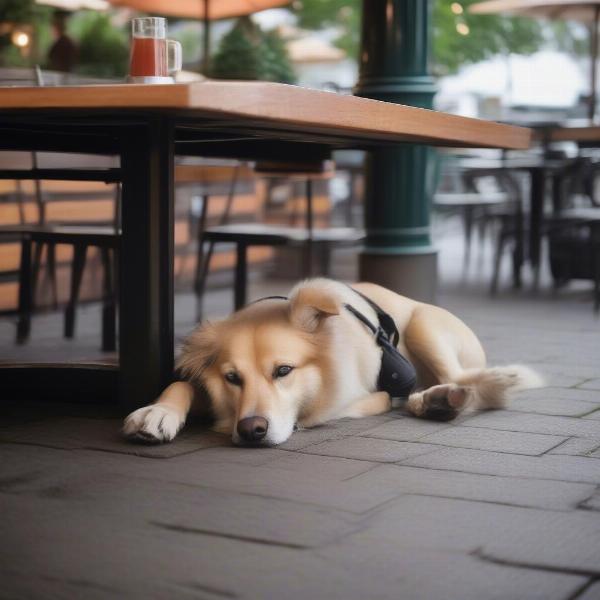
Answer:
[{"xmin": 129, "ymin": 17, "xmax": 182, "ymax": 84}]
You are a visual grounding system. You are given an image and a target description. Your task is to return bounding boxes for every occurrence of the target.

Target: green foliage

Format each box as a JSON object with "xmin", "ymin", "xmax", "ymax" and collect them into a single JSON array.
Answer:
[
  {"xmin": 211, "ymin": 16, "xmax": 295, "ymax": 83},
  {"xmin": 432, "ymin": 0, "xmax": 545, "ymax": 75},
  {"xmin": 292, "ymin": 0, "xmax": 588, "ymax": 76},
  {"xmin": 261, "ymin": 29, "xmax": 295, "ymax": 83},
  {"xmin": 0, "ymin": 0, "xmax": 35, "ymax": 23},
  {"xmin": 211, "ymin": 17, "xmax": 261, "ymax": 79},
  {"xmin": 292, "ymin": 0, "xmax": 360, "ymax": 59},
  {"xmin": 69, "ymin": 12, "xmax": 128, "ymax": 77},
  {"xmin": 0, "ymin": 0, "xmax": 35, "ymax": 57}
]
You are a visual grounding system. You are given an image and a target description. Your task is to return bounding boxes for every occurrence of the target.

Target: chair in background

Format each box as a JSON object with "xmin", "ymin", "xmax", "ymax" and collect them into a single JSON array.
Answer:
[
  {"xmin": 0, "ymin": 66, "xmax": 120, "ymax": 351},
  {"xmin": 194, "ymin": 161, "xmax": 363, "ymax": 316},
  {"xmin": 8, "ymin": 173, "xmax": 120, "ymax": 352}
]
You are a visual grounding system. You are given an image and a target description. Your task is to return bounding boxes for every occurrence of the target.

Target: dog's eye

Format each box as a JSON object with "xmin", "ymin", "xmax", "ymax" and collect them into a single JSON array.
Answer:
[
  {"xmin": 273, "ymin": 365, "xmax": 294, "ymax": 379},
  {"xmin": 224, "ymin": 371, "xmax": 242, "ymax": 386}
]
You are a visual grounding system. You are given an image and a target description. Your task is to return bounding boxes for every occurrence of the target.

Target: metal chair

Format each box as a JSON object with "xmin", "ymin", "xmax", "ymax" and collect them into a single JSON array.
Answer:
[
  {"xmin": 194, "ymin": 161, "xmax": 363, "ymax": 316},
  {"xmin": 0, "ymin": 66, "xmax": 120, "ymax": 351}
]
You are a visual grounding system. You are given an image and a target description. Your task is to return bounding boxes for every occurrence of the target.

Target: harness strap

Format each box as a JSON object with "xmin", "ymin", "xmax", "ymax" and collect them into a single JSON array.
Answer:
[{"xmin": 348, "ymin": 288, "xmax": 400, "ymax": 346}]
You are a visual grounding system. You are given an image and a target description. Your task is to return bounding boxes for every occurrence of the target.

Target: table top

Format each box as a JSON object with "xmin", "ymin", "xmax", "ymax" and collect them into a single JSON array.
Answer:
[
  {"xmin": 458, "ymin": 156, "xmax": 574, "ymax": 171},
  {"xmin": 539, "ymin": 125, "xmax": 600, "ymax": 143},
  {"xmin": 0, "ymin": 81, "xmax": 530, "ymax": 150}
]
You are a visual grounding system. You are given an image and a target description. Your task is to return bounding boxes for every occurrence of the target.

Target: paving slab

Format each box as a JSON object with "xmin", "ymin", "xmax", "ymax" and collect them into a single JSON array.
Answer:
[
  {"xmin": 580, "ymin": 489, "xmax": 600, "ymax": 511},
  {"xmin": 0, "ymin": 417, "xmax": 230, "ymax": 458},
  {"xmin": 578, "ymin": 379, "xmax": 600, "ymax": 391},
  {"xmin": 0, "ymin": 492, "xmax": 586, "ymax": 600},
  {"xmin": 402, "ymin": 447, "xmax": 600, "ymax": 483},
  {"xmin": 419, "ymin": 425, "xmax": 566, "ymax": 455},
  {"xmin": 463, "ymin": 411, "xmax": 600, "ymax": 438},
  {"xmin": 359, "ymin": 417, "xmax": 453, "ymax": 441},
  {"xmin": 277, "ymin": 413, "xmax": 398, "ymax": 451},
  {"xmin": 349, "ymin": 464, "xmax": 595, "ymax": 510},
  {"xmin": 300, "ymin": 436, "xmax": 440, "ymax": 463},
  {"xmin": 584, "ymin": 408, "xmax": 600, "ymax": 421},
  {"xmin": 363, "ymin": 495, "xmax": 600, "ymax": 574},
  {"xmin": 510, "ymin": 396, "xmax": 600, "ymax": 417},
  {"xmin": 577, "ymin": 582, "xmax": 600, "ymax": 600},
  {"xmin": 549, "ymin": 437, "xmax": 600, "ymax": 457}
]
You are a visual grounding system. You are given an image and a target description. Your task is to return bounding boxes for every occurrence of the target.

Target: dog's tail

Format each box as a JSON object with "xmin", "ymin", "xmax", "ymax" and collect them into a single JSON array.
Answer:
[{"xmin": 454, "ymin": 364, "xmax": 544, "ymax": 410}]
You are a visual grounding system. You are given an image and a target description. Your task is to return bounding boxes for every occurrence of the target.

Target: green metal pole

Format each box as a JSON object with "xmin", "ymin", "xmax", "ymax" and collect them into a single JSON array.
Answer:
[{"xmin": 355, "ymin": 0, "xmax": 438, "ymax": 301}]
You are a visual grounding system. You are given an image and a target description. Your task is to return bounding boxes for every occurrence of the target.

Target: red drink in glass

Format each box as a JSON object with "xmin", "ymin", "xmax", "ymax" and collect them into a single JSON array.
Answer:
[
  {"xmin": 129, "ymin": 37, "xmax": 167, "ymax": 77},
  {"xmin": 128, "ymin": 17, "xmax": 181, "ymax": 83}
]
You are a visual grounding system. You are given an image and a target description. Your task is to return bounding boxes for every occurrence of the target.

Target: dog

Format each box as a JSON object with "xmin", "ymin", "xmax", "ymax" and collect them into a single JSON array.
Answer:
[{"xmin": 123, "ymin": 278, "xmax": 542, "ymax": 447}]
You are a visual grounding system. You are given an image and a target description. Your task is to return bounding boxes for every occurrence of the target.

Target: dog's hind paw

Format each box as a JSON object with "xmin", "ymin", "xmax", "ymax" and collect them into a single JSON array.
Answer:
[
  {"xmin": 407, "ymin": 384, "xmax": 469, "ymax": 422},
  {"xmin": 122, "ymin": 405, "xmax": 184, "ymax": 444}
]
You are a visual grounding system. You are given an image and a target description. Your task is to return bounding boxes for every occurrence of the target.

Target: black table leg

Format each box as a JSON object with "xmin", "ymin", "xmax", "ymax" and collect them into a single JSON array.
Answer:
[
  {"xmin": 529, "ymin": 167, "xmax": 546, "ymax": 290},
  {"xmin": 234, "ymin": 243, "xmax": 248, "ymax": 310},
  {"xmin": 119, "ymin": 118, "xmax": 175, "ymax": 410}
]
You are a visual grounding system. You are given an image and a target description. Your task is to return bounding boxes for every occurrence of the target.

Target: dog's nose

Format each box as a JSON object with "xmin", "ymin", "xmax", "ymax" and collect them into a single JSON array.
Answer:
[{"xmin": 237, "ymin": 416, "xmax": 268, "ymax": 443}]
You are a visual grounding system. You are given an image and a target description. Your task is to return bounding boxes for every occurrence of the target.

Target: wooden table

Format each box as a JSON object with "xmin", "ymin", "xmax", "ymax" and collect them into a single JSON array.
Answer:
[{"xmin": 0, "ymin": 81, "xmax": 530, "ymax": 409}]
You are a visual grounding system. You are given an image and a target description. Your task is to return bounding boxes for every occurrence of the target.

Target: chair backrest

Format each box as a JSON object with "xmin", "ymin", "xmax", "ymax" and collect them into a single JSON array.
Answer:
[{"xmin": 0, "ymin": 66, "xmax": 120, "ymax": 230}]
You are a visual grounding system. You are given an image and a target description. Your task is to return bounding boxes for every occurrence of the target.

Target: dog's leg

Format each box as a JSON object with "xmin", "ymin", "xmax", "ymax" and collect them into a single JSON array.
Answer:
[
  {"xmin": 402, "ymin": 306, "xmax": 484, "ymax": 422},
  {"xmin": 123, "ymin": 381, "xmax": 195, "ymax": 443},
  {"xmin": 339, "ymin": 391, "xmax": 392, "ymax": 419},
  {"xmin": 405, "ymin": 384, "xmax": 470, "ymax": 422}
]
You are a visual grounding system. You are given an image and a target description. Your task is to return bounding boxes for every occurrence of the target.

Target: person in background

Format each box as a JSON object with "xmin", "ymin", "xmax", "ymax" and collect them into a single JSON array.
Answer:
[{"xmin": 47, "ymin": 11, "xmax": 78, "ymax": 73}]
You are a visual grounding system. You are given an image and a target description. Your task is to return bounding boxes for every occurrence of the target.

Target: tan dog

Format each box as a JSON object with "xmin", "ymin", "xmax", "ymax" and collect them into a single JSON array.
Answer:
[{"xmin": 123, "ymin": 278, "xmax": 542, "ymax": 446}]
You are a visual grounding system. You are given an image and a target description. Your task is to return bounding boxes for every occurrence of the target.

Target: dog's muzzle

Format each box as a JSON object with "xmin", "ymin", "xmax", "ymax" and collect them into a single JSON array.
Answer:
[{"xmin": 237, "ymin": 416, "xmax": 268, "ymax": 444}]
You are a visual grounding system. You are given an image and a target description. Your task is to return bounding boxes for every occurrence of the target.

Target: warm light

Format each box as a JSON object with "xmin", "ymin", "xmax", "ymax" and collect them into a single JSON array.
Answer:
[
  {"xmin": 11, "ymin": 30, "xmax": 30, "ymax": 48},
  {"xmin": 451, "ymin": 2, "xmax": 464, "ymax": 14},
  {"xmin": 456, "ymin": 22, "xmax": 470, "ymax": 35}
]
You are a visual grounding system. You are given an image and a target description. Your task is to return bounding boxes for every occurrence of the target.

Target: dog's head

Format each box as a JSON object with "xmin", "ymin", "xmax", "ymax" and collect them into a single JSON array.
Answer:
[{"xmin": 178, "ymin": 281, "xmax": 341, "ymax": 446}]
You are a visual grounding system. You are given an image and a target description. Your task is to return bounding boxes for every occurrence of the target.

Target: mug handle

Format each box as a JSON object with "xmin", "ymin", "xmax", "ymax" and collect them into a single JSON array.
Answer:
[{"xmin": 167, "ymin": 39, "xmax": 182, "ymax": 76}]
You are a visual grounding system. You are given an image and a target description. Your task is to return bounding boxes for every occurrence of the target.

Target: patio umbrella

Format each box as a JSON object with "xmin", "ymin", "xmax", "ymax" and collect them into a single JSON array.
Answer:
[
  {"xmin": 108, "ymin": 0, "xmax": 290, "ymax": 71},
  {"xmin": 35, "ymin": 0, "xmax": 109, "ymax": 9},
  {"xmin": 470, "ymin": 0, "xmax": 600, "ymax": 120}
]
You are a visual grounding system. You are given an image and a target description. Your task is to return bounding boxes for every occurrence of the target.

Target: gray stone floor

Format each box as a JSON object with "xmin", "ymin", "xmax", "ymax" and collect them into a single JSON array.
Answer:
[{"xmin": 1, "ymin": 227, "xmax": 600, "ymax": 599}]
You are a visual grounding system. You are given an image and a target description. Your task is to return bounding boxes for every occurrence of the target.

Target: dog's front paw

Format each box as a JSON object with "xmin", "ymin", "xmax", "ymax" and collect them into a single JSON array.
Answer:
[{"xmin": 122, "ymin": 405, "xmax": 184, "ymax": 444}]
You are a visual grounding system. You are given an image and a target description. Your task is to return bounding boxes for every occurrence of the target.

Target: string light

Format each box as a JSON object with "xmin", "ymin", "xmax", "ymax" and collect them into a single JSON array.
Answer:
[
  {"xmin": 451, "ymin": 2, "xmax": 464, "ymax": 14},
  {"xmin": 11, "ymin": 31, "xmax": 30, "ymax": 48},
  {"xmin": 456, "ymin": 22, "xmax": 470, "ymax": 35}
]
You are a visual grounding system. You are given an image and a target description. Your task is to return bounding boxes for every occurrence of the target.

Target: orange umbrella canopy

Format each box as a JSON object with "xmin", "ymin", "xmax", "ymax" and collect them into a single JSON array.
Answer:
[
  {"xmin": 109, "ymin": 0, "xmax": 290, "ymax": 20},
  {"xmin": 470, "ymin": 0, "xmax": 600, "ymax": 21}
]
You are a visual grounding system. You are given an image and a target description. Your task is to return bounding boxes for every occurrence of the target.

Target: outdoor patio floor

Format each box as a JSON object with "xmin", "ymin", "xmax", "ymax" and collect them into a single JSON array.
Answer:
[{"xmin": 1, "ymin": 229, "xmax": 600, "ymax": 599}]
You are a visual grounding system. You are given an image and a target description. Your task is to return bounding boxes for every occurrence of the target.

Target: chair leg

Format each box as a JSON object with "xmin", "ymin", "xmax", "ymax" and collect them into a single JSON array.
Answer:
[
  {"xmin": 64, "ymin": 244, "xmax": 87, "ymax": 339},
  {"xmin": 234, "ymin": 243, "xmax": 248, "ymax": 310},
  {"xmin": 100, "ymin": 247, "xmax": 117, "ymax": 352},
  {"xmin": 593, "ymin": 229, "xmax": 600, "ymax": 314},
  {"xmin": 490, "ymin": 221, "xmax": 507, "ymax": 296},
  {"xmin": 46, "ymin": 243, "xmax": 58, "ymax": 310},
  {"xmin": 16, "ymin": 237, "xmax": 33, "ymax": 344},
  {"xmin": 319, "ymin": 242, "xmax": 332, "ymax": 277},
  {"xmin": 194, "ymin": 194, "xmax": 211, "ymax": 323},
  {"xmin": 31, "ymin": 241, "xmax": 44, "ymax": 306},
  {"xmin": 511, "ymin": 210, "xmax": 525, "ymax": 289},
  {"xmin": 303, "ymin": 178, "xmax": 314, "ymax": 277},
  {"xmin": 463, "ymin": 205, "xmax": 474, "ymax": 270}
]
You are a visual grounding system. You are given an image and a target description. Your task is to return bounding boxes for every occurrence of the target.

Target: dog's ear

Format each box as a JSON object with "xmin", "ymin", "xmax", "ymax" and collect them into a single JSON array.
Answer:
[
  {"xmin": 289, "ymin": 284, "xmax": 340, "ymax": 332},
  {"xmin": 176, "ymin": 321, "xmax": 221, "ymax": 383}
]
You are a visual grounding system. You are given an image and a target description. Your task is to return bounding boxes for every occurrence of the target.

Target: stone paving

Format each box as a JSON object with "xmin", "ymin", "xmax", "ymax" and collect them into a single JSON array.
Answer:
[{"xmin": 1, "ymin": 233, "xmax": 600, "ymax": 599}]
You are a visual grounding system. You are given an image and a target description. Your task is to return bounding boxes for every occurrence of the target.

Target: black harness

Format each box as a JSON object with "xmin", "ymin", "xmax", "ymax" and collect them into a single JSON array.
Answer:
[
  {"xmin": 253, "ymin": 290, "xmax": 417, "ymax": 401},
  {"xmin": 343, "ymin": 290, "xmax": 416, "ymax": 401}
]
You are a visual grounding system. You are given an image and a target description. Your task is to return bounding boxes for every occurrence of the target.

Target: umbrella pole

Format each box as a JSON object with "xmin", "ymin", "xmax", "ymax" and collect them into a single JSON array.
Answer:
[
  {"xmin": 590, "ymin": 5, "xmax": 599, "ymax": 121},
  {"xmin": 202, "ymin": 0, "xmax": 211, "ymax": 74}
]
